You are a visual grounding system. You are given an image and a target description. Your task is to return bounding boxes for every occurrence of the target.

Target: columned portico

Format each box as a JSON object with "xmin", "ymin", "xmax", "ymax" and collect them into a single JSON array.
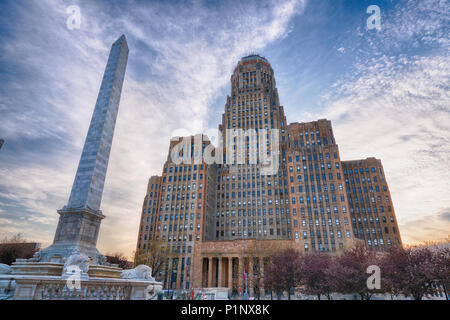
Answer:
[
  {"xmin": 195, "ymin": 239, "xmax": 285, "ymax": 297},
  {"xmin": 200, "ymin": 254, "xmax": 270, "ymax": 298}
]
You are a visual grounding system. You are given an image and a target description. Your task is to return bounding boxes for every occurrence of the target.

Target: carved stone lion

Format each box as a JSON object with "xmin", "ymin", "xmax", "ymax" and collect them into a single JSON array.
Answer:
[
  {"xmin": 120, "ymin": 265, "xmax": 154, "ymax": 280},
  {"xmin": 145, "ymin": 284, "xmax": 163, "ymax": 300},
  {"xmin": 0, "ymin": 264, "xmax": 12, "ymax": 274},
  {"xmin": 62, "ymin": 250, "xmax": 90, "ymax": 274}
]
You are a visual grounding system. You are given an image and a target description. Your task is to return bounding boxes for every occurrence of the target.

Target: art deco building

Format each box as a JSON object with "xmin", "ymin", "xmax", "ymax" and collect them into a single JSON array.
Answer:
[
  {"xmin": 342, "ymin": 158, "xmax": 402, "ymax": 247},
  {"xmin": 286, "ymin": 120, "xmax": 353, "ymax": 252},
  {"xmin": 136, "ymin": 55, "xmax": 402, "ymax": 294}
]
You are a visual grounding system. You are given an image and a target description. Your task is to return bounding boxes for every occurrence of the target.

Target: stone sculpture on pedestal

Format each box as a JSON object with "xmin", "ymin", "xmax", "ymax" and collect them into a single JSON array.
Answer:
[{"xmin": 121, "ymin": 265, "xmax": 154, "ymax": 281}]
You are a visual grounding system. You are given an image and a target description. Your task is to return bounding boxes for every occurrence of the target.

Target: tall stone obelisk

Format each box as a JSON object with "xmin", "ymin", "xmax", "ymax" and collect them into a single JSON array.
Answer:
[{"xmin": 39, "ymin": 35, "xmax": 129, "ymax": 264}]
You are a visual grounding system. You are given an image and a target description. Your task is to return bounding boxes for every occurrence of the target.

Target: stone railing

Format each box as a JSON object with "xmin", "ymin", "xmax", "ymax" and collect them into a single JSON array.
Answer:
[
  {"xmin": 0, "ymin": 275, "xmax": 162, "ymax": 300},
  {"xmin": 36, "ymin": 281, "xmax": 131, "ymax": 300},
  {"xmin": 0, "ymin": 278, "xmax": 15, "ymax": 300}
]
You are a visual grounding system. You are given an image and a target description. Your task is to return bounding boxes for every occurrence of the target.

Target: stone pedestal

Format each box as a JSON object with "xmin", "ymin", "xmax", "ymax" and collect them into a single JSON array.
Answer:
[
  {"xmin": 88, "ymin": 265, "xmax": 122, "ymax": 279},
  {"xmin": 37, "ymin": 208, "xmax": 105, "ymax": 265},
  {"xmin": 11, "ymin": 261, "xmax": 63, "ymax": 276}
]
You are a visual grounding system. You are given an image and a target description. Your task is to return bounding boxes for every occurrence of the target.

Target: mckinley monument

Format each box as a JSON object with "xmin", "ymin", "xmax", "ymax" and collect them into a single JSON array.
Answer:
[
  {"xmin": 40, "ymin": 34, "xmax": 129, "ymax": 265},
  {"xmin": 0, "ymin": 35, "xmax": 162, "ymax": 300}
]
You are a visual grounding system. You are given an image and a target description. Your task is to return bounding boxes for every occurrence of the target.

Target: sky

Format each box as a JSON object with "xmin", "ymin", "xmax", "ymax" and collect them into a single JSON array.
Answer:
[{"xmin": 0, "ymin": 0, "xmax": 449, "ymax": 258}]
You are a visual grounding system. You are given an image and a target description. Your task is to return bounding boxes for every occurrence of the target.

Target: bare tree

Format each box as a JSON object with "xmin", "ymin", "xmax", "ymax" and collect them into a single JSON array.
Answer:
[
  {"xmin": 1, "ymin": 233, "xmax": 27, "ymax": 244},
  {"xmin": 105, "ymin": 252, "xmax": 133, "ymax": 269},
  {"xmin": 244, "ymin": 240, "xmax": 283, "ymax": 299},
  {"xmin": 0, "ymin": 233, "xmax": 38, "ymax": 265},
  {"xmin": 133, "ymin": 239, "xmax": 170, "ymax": 280}
]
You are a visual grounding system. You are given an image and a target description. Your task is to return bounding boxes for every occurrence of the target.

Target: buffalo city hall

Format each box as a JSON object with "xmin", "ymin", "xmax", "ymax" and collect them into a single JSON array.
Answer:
[{"xmin": 136, "ymin": 55, "xmax": 402, "ymax": 295}]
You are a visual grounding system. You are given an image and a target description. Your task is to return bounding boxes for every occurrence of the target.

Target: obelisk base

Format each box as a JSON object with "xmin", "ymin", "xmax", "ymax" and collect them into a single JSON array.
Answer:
[{"xmin": 37, "ymin": 207, "xmax": 106, "ymax": 265}]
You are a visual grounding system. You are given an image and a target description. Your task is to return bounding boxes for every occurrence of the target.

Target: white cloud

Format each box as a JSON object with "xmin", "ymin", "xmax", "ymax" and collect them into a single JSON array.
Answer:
[
  {"xmin": 318, "ymin": 54, "xmax": 450, "ymax": 245},
  {"xmin": 359, "ymin": 0, "xmax": 449, "ymax": 58}
]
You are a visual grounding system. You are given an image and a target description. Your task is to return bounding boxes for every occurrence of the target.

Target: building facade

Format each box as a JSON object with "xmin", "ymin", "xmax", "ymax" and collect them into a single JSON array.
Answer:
[
  {"xmin": 136, "ymin": 55, "xmax": 402, "ymax": 295},
  {"xmin": 342, "ymin": 158, "xmax": 402, "ymax": 247}
]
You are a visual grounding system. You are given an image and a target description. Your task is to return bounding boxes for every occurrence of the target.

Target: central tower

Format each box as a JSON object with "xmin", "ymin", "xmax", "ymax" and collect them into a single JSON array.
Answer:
[{"xmin": 215, "ymin": 54, "xmax": 290, "ymax": 240}]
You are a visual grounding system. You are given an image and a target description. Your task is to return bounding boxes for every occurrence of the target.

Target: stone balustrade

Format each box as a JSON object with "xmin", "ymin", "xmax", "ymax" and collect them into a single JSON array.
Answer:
[
  {"xmin": 37, "ymin": 281, "xmax": 130, "ymax": 300},
  {"xmin": 0, "ymin": 275, "xmax": 162, "ymax": 300}
]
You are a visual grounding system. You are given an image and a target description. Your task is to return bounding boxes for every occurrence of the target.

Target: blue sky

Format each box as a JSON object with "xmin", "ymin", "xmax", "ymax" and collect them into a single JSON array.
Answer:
[{"xmin": 0, "ymin": 0, "xmax": 449, "ymax": 257}]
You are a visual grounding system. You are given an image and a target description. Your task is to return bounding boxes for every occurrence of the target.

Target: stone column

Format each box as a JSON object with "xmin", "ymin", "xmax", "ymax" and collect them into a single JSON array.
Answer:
[
  {"xmin": 212, "ymin": 258, "xmax": 217, "ymax": 287},
  {"xmin": 218, "ymin": 257, "xmax": 223, "ymax": 287},
  {"xmin": 228, "ymin": 257, "xmax": 233, "ymax": 294},
  {"xmin": 208, "ymin": 257, "xmax": 213, "ymax": 288},
  {"xmin": 238, "ymin": 257, "xmax": 243, "ymax": 294},
  {"xmin": 201, "ymin": 258, "xmax": 206, "ymax": 287}
]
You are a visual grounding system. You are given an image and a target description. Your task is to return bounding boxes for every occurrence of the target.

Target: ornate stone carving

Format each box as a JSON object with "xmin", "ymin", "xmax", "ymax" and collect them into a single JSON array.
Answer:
[
  {"xmin": 145, "ymin": 283, "xmax": 163, "ymax": 300},
  {"xmin": 0, "ymin": 279, "xmax": 15, "ymax": 300},
  {"xmin": 0, "ymin": 264, "xmax": 12, "ymax": 274},
  {"xmin": 62, "ymin": 250, "xmax": 90, "ymax": 274},
  {"xmin": 120, "ymin": 265, "xmax": 154, "ymax": 281}
]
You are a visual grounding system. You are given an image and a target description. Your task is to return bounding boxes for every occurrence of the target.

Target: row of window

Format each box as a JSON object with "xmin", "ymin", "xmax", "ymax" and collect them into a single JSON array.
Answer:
[
  {"xmin": 353, "ymin": 226, "xmax": 397, "ymax": 235},
  {"xmin": 160, "ymin": 223, "xmax": 201, "ymax": 232},
  {"xmin": 164, "ymin": 173, "xmax": 203, "ymax": 182},
  {"xmin": 344, "ymin": 167, "xmax": 378, "ymax": 174},
  {"xmin": 165, "ymin": 164, "xmax": 204, "ymax": 173},
  {"xmin": 352, "ymin": 216, "xmax": 395, "ymax": 223},
  {"xmin": 293, "ymin": 194, "xmax": 346, "ymax": 204},
  {"xmin": 349, "ymin": 205, "xmax": 391, "ymax": 214},
  {"xmin": 289, "ymin": 162, "xmax": 340, "ymax": 171},
  {"xmin": 294, "ymin": 229, "xmax": 350, "ymax": 239},
  {"xmin": 293, "ymin": 217, "xmax": 348, "ymax": 227},
  {"xmin": 290, "ymin": 172, "xmax": 341, "ymax": 183}
]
